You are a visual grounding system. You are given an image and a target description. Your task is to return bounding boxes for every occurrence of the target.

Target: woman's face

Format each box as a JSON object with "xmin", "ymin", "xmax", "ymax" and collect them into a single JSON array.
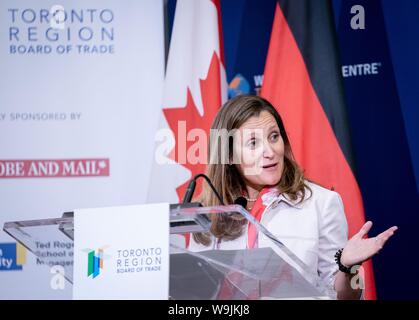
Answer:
[{"xmin": 234, "ymin": 111, "xmax": 285, "ymax": 190}]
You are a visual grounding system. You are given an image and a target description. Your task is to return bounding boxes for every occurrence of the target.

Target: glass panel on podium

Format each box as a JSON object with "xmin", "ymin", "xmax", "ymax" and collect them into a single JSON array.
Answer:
[
  {"xmin": 169, "ymin": 204, "xmax": 330, "ymax": 299},
  {"xmin": 3, "ymin": 215, "xmax": 75, "ymax": 283},
  {"xmin": 3, "ymin": 204, "xmax": 330, "ymax": 299}
]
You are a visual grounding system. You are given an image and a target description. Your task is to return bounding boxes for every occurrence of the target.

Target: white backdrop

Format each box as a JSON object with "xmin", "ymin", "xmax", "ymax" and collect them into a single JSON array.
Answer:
[{"xmin": 0, "ymin": 0, "xmax": 165, "ymax": 299}]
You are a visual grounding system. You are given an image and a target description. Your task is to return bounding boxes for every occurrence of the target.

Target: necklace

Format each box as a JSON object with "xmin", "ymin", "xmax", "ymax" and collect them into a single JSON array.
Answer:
[{"xmin": 244, "ymin": 196, "xmax": 257, "ymax": 202}]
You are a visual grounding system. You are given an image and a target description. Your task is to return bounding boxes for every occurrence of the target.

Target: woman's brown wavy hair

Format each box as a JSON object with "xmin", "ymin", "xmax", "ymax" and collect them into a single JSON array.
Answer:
[{"xmin": 194, "ymin": 95, "xmax": 311, "ymax": 246}]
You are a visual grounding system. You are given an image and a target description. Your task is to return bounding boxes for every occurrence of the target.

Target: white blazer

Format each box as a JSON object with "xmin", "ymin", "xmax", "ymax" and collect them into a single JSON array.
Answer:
[{"xmin": 189, "ymin": 181, "xmax": 349, "ymax": 299}]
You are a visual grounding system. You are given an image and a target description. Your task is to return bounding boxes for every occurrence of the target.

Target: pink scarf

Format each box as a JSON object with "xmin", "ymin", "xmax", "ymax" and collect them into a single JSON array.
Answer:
[{"xmin": 247, "ymin": 187, "xmax": 280, "ymax": 248}]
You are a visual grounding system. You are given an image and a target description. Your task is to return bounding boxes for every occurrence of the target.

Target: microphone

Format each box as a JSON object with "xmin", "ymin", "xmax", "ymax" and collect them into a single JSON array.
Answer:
[
  {"xmin": 182, "ymin": 174, "xmax": 249, "ymax": 221},
  {"xmin": 234, "ymin": 196, "xmax": 248, "ymax": 209},
  {"xmin": 182, "ymin": 174, "xmax": 224, "ymax": 205},
  {"xmin": 218, "ymin": 196, "xmax": 248, "ymax": 218},
  {"xmin": 182, "ymin": 179, "xmax": 196, "ymax": 203}
]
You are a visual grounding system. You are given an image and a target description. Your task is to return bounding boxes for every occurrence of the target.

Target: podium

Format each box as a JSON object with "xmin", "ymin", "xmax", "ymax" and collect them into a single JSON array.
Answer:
[{"xmin": 3, "ymin": 204, "xmax": 330, "ymax": 299}]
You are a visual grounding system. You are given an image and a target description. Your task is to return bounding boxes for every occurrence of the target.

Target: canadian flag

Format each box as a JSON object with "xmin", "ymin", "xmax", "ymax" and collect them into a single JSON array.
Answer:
[{"xmin": 147, "ymin": 0, "xmax": 227, "ymax": 211}]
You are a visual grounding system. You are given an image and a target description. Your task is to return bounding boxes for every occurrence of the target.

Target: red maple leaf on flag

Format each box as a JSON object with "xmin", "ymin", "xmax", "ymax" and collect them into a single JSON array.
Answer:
[{"xmin": 163, "ymin": 53, "xmax": 223, "ymax": 201}]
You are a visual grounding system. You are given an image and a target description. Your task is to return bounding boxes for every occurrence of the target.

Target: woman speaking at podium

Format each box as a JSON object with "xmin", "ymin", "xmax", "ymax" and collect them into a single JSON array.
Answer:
[{"xmin": 189, "ymin": 94, "xmax": 397, "ymax": 300}]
